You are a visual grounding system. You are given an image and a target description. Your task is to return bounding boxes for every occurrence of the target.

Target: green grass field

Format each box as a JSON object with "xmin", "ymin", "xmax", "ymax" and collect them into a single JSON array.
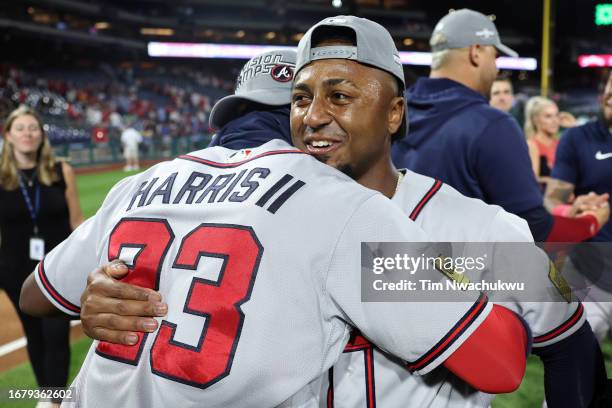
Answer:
[
  {"xmin": 0, "ymin": 168, "xmax": 610, "ymax": 407},
  {"xmin": 76, "ymin": 168, "xmax": 144, "ymax": 219}
]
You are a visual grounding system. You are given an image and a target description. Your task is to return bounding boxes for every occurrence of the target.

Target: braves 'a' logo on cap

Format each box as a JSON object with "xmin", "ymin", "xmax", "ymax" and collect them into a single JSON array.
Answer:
[
  {"xmin": 271, "ymin": 64, "xmax": 294, "ymax": 82},
  {"xmin": 236, "ymin": 53, "xmax": 293, "ymax": 89}
]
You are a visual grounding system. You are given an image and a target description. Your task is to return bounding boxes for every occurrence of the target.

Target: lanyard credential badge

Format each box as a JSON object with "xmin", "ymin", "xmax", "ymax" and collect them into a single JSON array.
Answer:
[
  {"xmin": 19, "ymin": 173, "xmax": 44, "ymax": 260},
  {"xmin": 29, "ymin": 237, "xmax": 44, "ymax": 261}
]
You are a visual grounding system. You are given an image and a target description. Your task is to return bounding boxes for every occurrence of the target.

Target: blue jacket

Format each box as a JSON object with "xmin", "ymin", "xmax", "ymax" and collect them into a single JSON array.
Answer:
[
  {"xmin": 392, "ymin": 77, "xmax": 551, "ymax": 240},
  {"xmin": 209, "ymin": 107, "xmax": 291, "ymax": 149},
  {"xmin": 553, "ymin": 119, "xmax": 612, "ymax": 243}
]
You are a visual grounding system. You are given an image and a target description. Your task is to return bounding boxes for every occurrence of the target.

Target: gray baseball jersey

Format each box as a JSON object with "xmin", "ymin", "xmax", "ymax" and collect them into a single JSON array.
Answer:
[
  {"xmin": 34, "ymin": 141, "xmax": 490, "ymax": 408},
  {"xmin": 321, "ymin": 170, "xmax": 585, "ymax": 408}
]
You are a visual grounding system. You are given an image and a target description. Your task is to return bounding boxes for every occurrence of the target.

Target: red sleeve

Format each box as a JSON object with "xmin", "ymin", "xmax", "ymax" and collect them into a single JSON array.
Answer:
[
  {"xmin": 443, "ymin": 304, "xmax": 529, "ymax": 393},
  {"xmin": 546, "ymin": 214, "xmax": 598, "ymax": 242}
]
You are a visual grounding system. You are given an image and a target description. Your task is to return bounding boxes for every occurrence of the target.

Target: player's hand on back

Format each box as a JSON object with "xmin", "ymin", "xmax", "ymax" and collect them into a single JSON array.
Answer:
[{"xmin": 80, "ymin": 260, "xmax": 168, "ymax": 345}]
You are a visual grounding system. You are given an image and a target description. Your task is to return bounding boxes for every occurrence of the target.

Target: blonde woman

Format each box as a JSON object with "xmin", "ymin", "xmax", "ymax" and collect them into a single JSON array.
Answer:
[
  {"xmin": 524, "ymin": 96, "xmax": 561, "ymax": 184},
  {"xmin": 0, "ymin": 106, "xmax": 83, "ymax": 407}
]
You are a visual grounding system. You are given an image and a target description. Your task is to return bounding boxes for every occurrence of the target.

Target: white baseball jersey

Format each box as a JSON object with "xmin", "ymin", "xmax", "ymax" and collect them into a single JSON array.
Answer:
[
  {"xmin": 322, "ymin": 170, "xmax": 585, "ymax": 408},
  {"xmin": 34, "ymin": 141, "xmax": 490, "ymax": 408}
]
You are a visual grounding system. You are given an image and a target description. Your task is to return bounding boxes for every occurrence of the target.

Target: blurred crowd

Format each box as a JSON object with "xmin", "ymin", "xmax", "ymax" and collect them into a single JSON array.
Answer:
[
  {"xmin": 0, "ymin": 61, "xmax": 605, "ymax": 171},
  {"xmin": 0, "ymin": 65, "xmax": 235, "ymax": 157}
]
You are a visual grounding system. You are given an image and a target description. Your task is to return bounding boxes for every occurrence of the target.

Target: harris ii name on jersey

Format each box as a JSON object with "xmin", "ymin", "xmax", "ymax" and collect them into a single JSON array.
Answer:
[{"xmin": 126, "ymin": 167, "xmax": 306, "ymax": 214}]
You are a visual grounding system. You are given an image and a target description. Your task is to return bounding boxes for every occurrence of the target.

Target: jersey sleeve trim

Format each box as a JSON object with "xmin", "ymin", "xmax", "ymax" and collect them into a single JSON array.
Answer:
[
  {"xmin": 406, "ymin": 292, "xmax": 489, "ymax": 373},
  {"xmin": 178, "ymin": 149, "xmax": 305, "ymax": 168},
  {"xmin": 533, "ymin": 303, "xmax": 585, "ymax": 347},
  {"xmin": 341, "ymin": 332, "xmax": 377, "ymax": 407},
  {"xmin": 409, "ymin": 179, "xmax": 443, "ymax": 221},
  {"xmin": 326, "ymin": 367, "xmax": 334, "ymax": 408},
  {"xmin": 343, "ymin": 331, "xmax": 373, "ymax": 352},
  {"xmin": 35, "ymin": 260, "xmax": 81, "ymax": 315}
]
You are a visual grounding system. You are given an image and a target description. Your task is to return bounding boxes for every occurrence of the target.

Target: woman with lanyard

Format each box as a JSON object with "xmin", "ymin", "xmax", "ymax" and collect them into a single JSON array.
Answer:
[{"xmin": 0, "ymin": 106, "xmax": 83, "ymax": 408}]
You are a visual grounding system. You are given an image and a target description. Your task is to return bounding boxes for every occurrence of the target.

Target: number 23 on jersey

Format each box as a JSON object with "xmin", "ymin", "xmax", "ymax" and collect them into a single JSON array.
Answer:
[{"xmin": 96, "ymin": 217, "xmax": 263, "ymax": 389}]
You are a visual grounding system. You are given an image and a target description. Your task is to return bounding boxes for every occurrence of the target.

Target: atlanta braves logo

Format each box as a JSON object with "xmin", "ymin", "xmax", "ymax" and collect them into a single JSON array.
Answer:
[{"xmin": 271, "ymin": 64, "xmax": 294, "ymax": 82}]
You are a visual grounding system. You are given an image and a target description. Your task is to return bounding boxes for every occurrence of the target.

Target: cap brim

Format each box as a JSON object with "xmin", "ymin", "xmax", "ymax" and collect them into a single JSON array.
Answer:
[
  {"xmin": 496, "ymin": 43, "xmax": 518, "ymax": 58},
  {"xmin": 209, "ymin": 90, "xmax": 291, "ymax": 130}
]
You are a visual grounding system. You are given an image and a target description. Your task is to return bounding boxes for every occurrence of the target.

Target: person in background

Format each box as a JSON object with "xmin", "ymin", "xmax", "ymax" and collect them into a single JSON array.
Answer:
[
  {"xmin": 0, "ymin": 106, "xmax": 83, "ymax": 408},
  {"xmin": 524, "ymin": 96, "xmax": 560, "ymax": 185},
  {"xmin": 489, "ymin": 77, "xmax": 515, "ymax": 113},
  {"xmin": 545, "ymin": 71, "xmax": 612, "ymax": 342},
  {"xmin": 120, "ymin": 123, "xmax": 143, "ymax": 171},
  {"xmin": 392, "ymin": 8, "xmax": 609, "ymax": 243},
  {"xmin": 559, "ymin": 110, "xmax": 578, "ymax": 128},
  {"xmin": 107, "ymin": 108, "xmax": 123, "ymax": 162}
]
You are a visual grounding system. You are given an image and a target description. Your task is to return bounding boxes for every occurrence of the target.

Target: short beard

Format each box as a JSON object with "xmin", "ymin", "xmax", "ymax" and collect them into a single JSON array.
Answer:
[
  {"xmin": 337, "ymin": 163, "xmax": 354, "ymax": 179},
  {"xmin": 312, "ymin": 155, "xmax": 356, "ymax": 180}
]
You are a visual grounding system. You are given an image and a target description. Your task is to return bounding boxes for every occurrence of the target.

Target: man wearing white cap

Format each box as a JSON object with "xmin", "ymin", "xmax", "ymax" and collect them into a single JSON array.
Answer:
[{"xmin": 392, "ymin": 9, "xmax": 609, "ymax": 245}]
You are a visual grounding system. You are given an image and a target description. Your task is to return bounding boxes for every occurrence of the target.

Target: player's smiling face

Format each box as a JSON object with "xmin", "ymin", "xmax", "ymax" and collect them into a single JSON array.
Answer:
[{"xmin": 290, "ymin": 58, "xmax": 400, "ymax": 180}]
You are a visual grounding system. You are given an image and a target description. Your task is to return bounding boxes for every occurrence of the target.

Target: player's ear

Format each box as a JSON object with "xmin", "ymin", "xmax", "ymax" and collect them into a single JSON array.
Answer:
[
  {"xmin": 387, "ymin": 96, "xmax": 405, "ymax": 136},
  {"xmin": 468, "ymin": 45, "xmax": 481, "ymax": 67}
]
